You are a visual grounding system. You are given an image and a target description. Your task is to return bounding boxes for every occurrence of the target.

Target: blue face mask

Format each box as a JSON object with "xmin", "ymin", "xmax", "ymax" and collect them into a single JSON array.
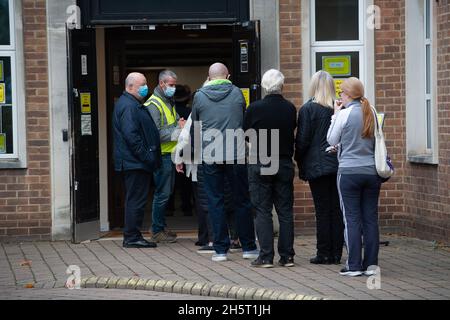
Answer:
[
  {"xmin": 138, "ymin": 85, "xmax": 149, "ymax": 98},
  {"xmin": 164, "ymin": 86, "xmax": 176, "ymax": 98}
]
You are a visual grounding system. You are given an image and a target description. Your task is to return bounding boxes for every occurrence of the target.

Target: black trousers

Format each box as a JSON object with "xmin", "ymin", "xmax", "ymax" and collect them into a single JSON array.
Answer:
[
  {"xmin": 248, "ymin": 160, "xmax": 296, "ymax": 262},
  {"xmin": 123, "ymin": 170, "xmax": 151, "ymax": 243},
  {"xmin": 309, "ymin": 174, "xmax": 344, "ymax": 259}
]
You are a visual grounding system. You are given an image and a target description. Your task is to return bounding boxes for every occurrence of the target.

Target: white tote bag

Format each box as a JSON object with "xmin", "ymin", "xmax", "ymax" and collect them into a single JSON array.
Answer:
[{"xmin": 371, "ymin": 106, "xmax": 394, "ymax": 180}]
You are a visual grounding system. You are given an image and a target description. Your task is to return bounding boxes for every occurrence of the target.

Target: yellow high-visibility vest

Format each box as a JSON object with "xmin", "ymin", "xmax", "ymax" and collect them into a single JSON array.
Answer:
[{"xmin": 144, "ymin": 95, "xmax": 177, "ymax": 154}]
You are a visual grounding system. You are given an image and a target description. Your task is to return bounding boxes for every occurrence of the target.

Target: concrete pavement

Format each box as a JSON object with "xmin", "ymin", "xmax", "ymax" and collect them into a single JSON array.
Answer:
[{"xmin": 0, "ymin": 235, "xmax": 449, "ymax": 300}]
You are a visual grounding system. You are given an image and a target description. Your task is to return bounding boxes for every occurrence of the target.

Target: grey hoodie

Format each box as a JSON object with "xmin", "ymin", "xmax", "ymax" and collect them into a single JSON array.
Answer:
[{"xmin": 191, "ymin": 82, "xmax": 246, "ymax": 164}]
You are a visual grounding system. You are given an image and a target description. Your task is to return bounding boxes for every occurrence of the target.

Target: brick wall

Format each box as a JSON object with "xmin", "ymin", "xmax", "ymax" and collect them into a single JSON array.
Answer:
[
  {"xmin": 403, "ymin": 1, "xmax": 450, "ymax": 243},
  {"xmin": 0, "ymin": 0, "xmax": 51, "ymax": 242},
  {"xmin": 279, "ymin": 0, "xmax": 317, "ymax": 235},
  {"xmin": 281, "ymin": 0, "xmax": 449, "ymax": 244},
  {"xmin": 373, "ymin": 0, "xmax": 410, "ymax": 235}
]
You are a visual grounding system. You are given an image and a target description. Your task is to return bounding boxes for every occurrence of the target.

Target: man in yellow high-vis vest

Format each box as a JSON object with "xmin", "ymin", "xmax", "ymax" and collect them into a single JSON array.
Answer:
[{"xmin": 144, "ymin": 70, "xmax": 186, "ymax": 243}]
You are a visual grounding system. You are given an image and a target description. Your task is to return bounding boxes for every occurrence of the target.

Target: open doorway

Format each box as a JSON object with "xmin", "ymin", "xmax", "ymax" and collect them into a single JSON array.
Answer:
[
  {"xmin": 69, "ymin": 21, "xmax": 260, "ymax": 242},
  {"xmin": 105, "ymin": 25, "xmax": 235, "ymax": 234}
]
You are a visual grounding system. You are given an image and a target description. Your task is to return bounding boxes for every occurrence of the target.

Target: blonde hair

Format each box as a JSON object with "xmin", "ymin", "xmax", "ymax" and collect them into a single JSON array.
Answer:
[
  {"xmin": 340, "ymin": 77, "xmax": 375, "ymax": 139},
  {"xmin": 308, "ymin": 71, "xmax": 336, "ymax": 109}
]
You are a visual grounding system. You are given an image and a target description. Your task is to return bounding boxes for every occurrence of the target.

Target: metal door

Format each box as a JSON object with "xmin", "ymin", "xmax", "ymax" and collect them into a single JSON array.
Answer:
[{"xmin": 68, "ymin": 28, "xmax": 100, "ymax": 243}]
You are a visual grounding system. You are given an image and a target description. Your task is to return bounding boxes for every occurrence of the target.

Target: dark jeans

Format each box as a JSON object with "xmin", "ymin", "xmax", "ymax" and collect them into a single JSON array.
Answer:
[
  {"xmin": 195, "ymin": 165, "xmax": 240, "ymax": 245},
  {"xmin": 152, "ymin": 154, "xmax": 175, "ymax": 234},
  {"xmin": 194, "ymin": 182, "xmax": 212, "ymax": 244},
  {"xmin": 123, "ymin": 170, "xmax": 151, "ymax": 243},
  {"xmin": 248, "ymin": 160, "xmax": 296, "ymax": 262},
  {"xmin": 309, "ymin": 174, "xmax": 344, "ymax": 259},
  {"xmin": 203, "ymin": 163, "xmax": 257, "ymax": 254},
  {"xmin": 194, "ymin": 166, "xmax": 213, "ymax": 245},
  {"xmin": 176, "ymin": 168, "xmax": 194, "ymax": 214},
  {"xmin": 338, "ymin": 174, "xmax": 382, "ymax": 271}
]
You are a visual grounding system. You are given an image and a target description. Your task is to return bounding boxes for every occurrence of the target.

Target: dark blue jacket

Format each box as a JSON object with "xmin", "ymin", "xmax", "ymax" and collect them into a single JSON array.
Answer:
[{"xmin": 113, "ymin": 92, "xmax": 161, "ymax": 173}]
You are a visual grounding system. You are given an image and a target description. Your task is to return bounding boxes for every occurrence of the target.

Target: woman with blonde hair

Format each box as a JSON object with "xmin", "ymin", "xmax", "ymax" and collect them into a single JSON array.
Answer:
[
  {"xmin": 295, "ymin": 70, "xmax": 344, "ymax": 265},
  {"xmin": 327, "ymin": 77, "xmax": 381, "ymax": 277}
]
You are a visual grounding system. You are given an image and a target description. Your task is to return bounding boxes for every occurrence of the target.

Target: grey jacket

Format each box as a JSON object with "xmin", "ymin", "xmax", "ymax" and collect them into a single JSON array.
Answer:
[
  {"xmin": 145, "ymin": 86, "xmax": 182, "ymax": 144},
  {"xmin": 191, "ymin": 82, "xmax": 246, "ymax": 163},
  {"xmin": 327, "ymin": 101, "xmax": 377, "ymax": 175}
]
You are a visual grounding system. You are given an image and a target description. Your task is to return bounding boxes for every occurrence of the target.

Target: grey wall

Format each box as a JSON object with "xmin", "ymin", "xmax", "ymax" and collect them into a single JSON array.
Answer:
[
  {"xmin": 47, "ymin": 0, "xmax": 76, "ymax": 240},
  {"xmin": 250, "ymin": 0, "xmax": 280, "ymax": 75}
]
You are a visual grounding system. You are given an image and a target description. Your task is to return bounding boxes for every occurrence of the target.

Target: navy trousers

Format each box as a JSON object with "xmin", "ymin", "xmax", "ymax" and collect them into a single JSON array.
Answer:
[
  {"xmin": 123, "ymin": 170, "xmax": 151, "ymax": 243},
  {"xmin": 338, "ymin": 174, "xmax": 382, "ymax": 271}
]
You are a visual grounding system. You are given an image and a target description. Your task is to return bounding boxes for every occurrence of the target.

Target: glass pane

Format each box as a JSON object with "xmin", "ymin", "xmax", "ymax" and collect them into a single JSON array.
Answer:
[
  {"xmin": 315, "ymin": 0, "xmax": 359, "ymax": 41},
  {"xmin": 0, "ymin": 0, "xmax": 10, "ymax": 46},
  {"xmin": 426, "ymin": 44, "xmax": 431, "ymax": 95},
  {"xmin": 0, "ymin": 56, "xmax": 13, "ymax": 154},
  {"xmin": 426, "ymin": 100, "xmax": 432, "ymax": 149},
  {"xmin": 425, "ymin": 0, "xmax": 431, "ymax": 40}
]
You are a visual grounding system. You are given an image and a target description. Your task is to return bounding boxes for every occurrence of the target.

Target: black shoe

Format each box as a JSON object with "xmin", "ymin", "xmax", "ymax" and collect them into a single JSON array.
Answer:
[
  {"xmin": 251, "ymin": 258, "xmax": 274, "ymax": 269},
  {"xmin": 333, "ymin": 256, "xmax": 342, "ymax": 265},
  {"xmin": 279, "ymin": 257, "xmax": 295, "ymax": 267},
  {"xmin": 310, "ymin": 256, "xmax": 333, "ymax": 265},
  {"xmin": 123, "ymin": 240, "xmax": 157, "ymax": 249},
  {"xmin": 195, "ymin": 241, "xmax": 206, "ymax": 247},
  {"xmin": 339, "ymin": 268, "xmax": 363, "ymax": 277}
]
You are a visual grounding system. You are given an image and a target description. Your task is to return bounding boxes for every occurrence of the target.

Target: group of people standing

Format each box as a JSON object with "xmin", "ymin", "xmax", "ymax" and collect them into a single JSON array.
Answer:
[{"xmin": 113, "ymin": 63, "xmax": 383, "ymax": 277}]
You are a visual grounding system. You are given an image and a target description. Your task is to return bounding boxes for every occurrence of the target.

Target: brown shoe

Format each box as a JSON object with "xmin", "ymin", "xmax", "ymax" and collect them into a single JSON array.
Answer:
[
  {"xmin": 152, "ymin": 231, "xmax": 177, "ymax": 243},
  {"xmin": 165, "ymin": 229, "xmax": 178, "ymax": 237}
]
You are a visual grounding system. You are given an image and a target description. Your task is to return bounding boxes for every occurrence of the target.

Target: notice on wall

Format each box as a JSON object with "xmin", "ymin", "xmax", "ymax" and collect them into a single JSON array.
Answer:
[
  {"xmin": 81, "ymin": 115, "xmax": 92, "ymax": 136},
  {"xmin": 0, "ymin": 133, "xmax": 6, "ymax": 154},
  {"xmin": 334, "ymin": 79, "xmax": 345, "ymax": 98},
  {"xmin": 0, "ymin": 83, "xmax": 5, "ymax": 104},
  {"xmin": 241, "ymin": 88, "xmax": 250, "ymax": 108},
  {"xmin": 323, "ymin": 56, "xmax": 351, "ymax": 77},
  {"xmin": 0, "ymin": 60, "xmax": 3, "ymax": 81},
  {"xmin": 240, "ymin": 41, "xmax": 249, "ymax": 73},
  {"xmin": 80, "ymin": 92, "xmax": 91, "ymax": 114}
]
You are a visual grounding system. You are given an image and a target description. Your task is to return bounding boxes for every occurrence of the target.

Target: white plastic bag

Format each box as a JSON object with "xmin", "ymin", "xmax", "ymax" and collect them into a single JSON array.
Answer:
[{"xmin": 371, "ymin": 106, "xmax": 394, "ymax": 180}]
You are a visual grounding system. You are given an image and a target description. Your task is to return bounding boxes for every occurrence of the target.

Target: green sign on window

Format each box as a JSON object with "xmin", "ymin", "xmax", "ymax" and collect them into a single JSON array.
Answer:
[
  {"xmin": 322, "ymin": 55, "xmax": 351, "ymax": 77},
  {"xmin": 0, "ymin": 133, "xmax": 6, "ymax": 154}
]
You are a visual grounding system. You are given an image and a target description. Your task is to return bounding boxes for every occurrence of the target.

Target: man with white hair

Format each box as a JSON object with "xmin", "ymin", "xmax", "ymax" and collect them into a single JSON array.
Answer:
[
  {"xmin": 243, "ymin": 69, "xmax": 298, "ymax": 268},
  {"xmin": 113, "ymin": 72, "xmax": 161, "ymax": 249}
]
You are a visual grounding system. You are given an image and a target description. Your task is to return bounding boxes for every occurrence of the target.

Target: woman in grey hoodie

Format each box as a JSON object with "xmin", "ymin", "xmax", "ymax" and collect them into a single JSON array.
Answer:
[{"xmin": 327, "ymin": 77, "xmax": 382, "ymax": 277}]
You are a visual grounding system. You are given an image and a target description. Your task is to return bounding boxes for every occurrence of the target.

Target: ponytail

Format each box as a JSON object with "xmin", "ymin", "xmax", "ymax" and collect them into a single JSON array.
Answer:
[{"xmin": 361, "ymin": 97, "xmax": 375, "ymax": 139}]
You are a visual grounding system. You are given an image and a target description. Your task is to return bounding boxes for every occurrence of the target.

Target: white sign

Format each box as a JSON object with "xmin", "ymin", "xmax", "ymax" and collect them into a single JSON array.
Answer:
[
  {"xmin": 81, "ymin": 55, "xmax": 88, "ymax": 76},
  {"xmin": 81, "ymin": 115, "xmax": 92, "ymax": 136}
]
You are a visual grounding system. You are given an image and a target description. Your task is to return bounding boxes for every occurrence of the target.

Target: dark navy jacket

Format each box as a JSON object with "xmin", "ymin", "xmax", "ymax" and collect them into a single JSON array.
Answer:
[{"xmin": 113, "ymin": 92, "xmax": 161, "ymax": 173}]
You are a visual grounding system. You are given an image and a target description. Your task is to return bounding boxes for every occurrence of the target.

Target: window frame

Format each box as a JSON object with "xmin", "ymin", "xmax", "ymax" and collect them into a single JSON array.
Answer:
[
  {"xmin": 0, "ymin": 51, "xmax": 18, "ymax": 159},
  {"xmin": 0, "ymin": 0, "xmax": 15, "ymax": 50},
  {"xmin": 311, "ymin": 0, "xmax": 365, "ymax": 47},
  {"xmin": 405, "ymin": 0, "xmax": 438, "ymax": 164},
  {"xmin": 0, "ymin": 0, "xmax": 26, "ymax": 167},
  {"xmin": 308, "ymin": 0, "xmax": 373, "ymax": 103},
  {"xmin": 424, "ymin": 0, "xmax": 433, "ymax": 152}
]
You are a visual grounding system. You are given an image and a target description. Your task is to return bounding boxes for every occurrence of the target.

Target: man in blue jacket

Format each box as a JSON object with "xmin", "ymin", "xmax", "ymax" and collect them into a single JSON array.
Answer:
[{"xmin": 113, "ymin": 72, "xmax": 162, "ymax": 249}]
